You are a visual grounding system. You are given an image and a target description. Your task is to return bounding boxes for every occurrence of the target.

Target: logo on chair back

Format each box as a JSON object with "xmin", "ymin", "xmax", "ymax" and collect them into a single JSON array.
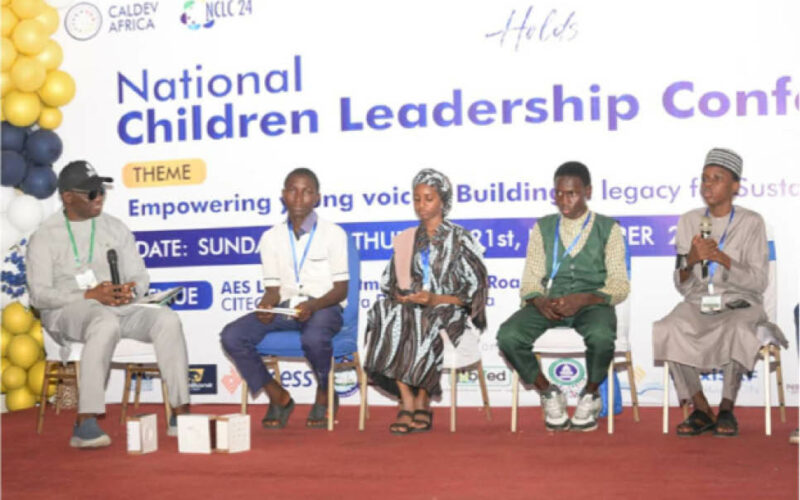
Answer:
[
  {"xmin": 334, "ymin": 368, "xmax": 360, "ymax": 398},
  {"xmin": 548, "ymin": 358, "xmax": 585, "ymax": 386},
  {"xmin": 188, "ymin": 364, "xmax": 217, "ymax": 394}
]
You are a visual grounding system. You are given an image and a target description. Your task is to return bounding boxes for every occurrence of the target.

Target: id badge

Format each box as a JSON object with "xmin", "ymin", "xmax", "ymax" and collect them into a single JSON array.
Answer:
[
  {"xmin": 75, "ymin": 269, "xmax": 98, "ymax": 290},
  {"xmin": 288, "ymin": 294, "xmax": 307, "ymax": 309},
  {"xmin": 700, "ymin": 294, "xmax": 723, "ymax": 314}
]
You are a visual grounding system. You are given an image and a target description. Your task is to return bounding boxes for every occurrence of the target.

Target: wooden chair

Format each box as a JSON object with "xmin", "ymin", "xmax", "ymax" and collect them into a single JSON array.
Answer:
[
  {"xmin": 38, "ymin": 329, "xmax": 169, "ymax": 434},
  {"xmin": 661, "ymin": 231, "xmax": 786, "ymax": 435}
]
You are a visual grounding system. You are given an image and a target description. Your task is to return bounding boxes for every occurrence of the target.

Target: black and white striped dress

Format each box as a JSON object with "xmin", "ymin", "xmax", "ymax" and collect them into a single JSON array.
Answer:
[{"xmin": 364, "ymin": 221, "xmax": 488, "ymax": 397}]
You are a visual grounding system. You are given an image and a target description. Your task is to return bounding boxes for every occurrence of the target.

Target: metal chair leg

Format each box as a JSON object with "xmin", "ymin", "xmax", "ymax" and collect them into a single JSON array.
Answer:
[
  {"xmin": 773, "ymin": 346, "xmax": 786, "ymax": 423},
  {"xmin": 327, "ymin": 356, "xmax": 335, "ymax": 431},
  {"xmin": 241, "ymin": 380, "xmax": 249, "ymax": 415},
  {"xmin": 607, "ymin": 362, "xmax": 614, "ymax": 435},
  {"xmin": 358, "ymin": 358, "xmax": 368, "ymax": 431},
  {"xmin": 763, "ymin": 347, "xmax": 771, "ymax": 436},
  {"xmin": 662, "ymin": 362, "xmax": 669, "ymax": 434},
  {"xmin": 477, "ymin": 360, "xmax": 492, "ymax": 421},
  {"xmin": 625, "ymin": 351, "xmax": 640, "ymax": 422},
  {"xmin": 161, "ymin": 379, "xmax": 171, "ymax": 431},
  {"xmin": 450, "ymin": 367, "xmax": 457, "ymax": 432},
  {"xmin": 120, "ymin": 364, "xmax": 134, "ymax": 424},
  {"xmin": 132, "ymin": 366, "xmax": 143, "ymax": 409},
  {"xmin": 36, "ymin": 361, "xmax": 56, "ymax": 434},
  {"xmin": 511, "ymin": 370, "xmax": 519, "ymax": 432}
]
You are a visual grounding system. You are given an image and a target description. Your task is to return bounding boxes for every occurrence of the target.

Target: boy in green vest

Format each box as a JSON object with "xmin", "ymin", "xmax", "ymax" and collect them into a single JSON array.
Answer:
[{"xmin": 497, "ymin": 162, "xmax": 630, "ymax": 432}]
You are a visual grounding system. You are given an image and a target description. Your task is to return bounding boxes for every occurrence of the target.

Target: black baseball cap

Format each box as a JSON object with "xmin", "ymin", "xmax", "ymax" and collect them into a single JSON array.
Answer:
[{"xmin": 58, "ymin": 161, "xmax": 114, "ymax": 193}]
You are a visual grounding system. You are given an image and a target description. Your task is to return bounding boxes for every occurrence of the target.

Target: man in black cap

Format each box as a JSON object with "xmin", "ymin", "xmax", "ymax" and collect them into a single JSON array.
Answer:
[{"xmin": 26, "ymin": 160, "xmax": 191, "ymax": 448}]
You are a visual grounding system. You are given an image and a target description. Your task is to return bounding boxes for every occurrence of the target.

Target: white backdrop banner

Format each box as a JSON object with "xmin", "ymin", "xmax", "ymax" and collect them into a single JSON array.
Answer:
[{"xmin": 46, "ymin": 0, "xmax": 799, "ymax": 409}]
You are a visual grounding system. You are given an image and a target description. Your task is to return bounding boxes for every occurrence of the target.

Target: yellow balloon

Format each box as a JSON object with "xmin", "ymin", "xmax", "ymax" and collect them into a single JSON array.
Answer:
[
  {"xmin": 2, "ymin": 302, "xmax": 34, "ymax": 334},
  {"xmin": 10, "ymin": 55, "xmax": 44, "ymax": 91},
  {"xmin": 32, "ymin": 37, "xmax": 60, "ymax": 69},
  {"xmin": 37, "ymin": 104, "xmax": 60, "ymax": 128},
  {"xmin": 26, "ymin": 359, "xmax": 54, "ymax": 397},
  {"xmin": 33, "ymin": 3, "xmax": 56, "ymax": 34},
  {"xmin": 0, "ymin": 327, "xmax": 10, "ymax": 356},
  {"xmin": 38, "ymin": 69, "xmax": 73, "ymax": 106},
  {"xmin": 10, "ymin": 0, "xmax": 43, "ymax": 19},
  {"xmin": 7, "ymin": 334, "xmax": 40, "ymax": 369},
  {"xmin": 1, "ymin": 7, "xmax": 17, "ymax": 37},
  {"xmin": 1, "ymin": 0, "xmax": 9, "ymax": 5},
  {"xmin": 1, "ymin": 36, "xmax": 17, "ymax": 71},
  {"xmin": 3, "ymin": 89, "xmax": 40, "ymax": 125},
  {"xmin": 27, "ymin": 319, "xmax": 43, "ymax": 346},
  {"xmin": 6, "ymin": 386, "xmax": 36, "ymax": 410},
  {"xmin": 11, "ymin": 18, "xmax": 46, "ymax": 55},
  {"xmin": 0, "ymin": 70, "xmax": 13, "ymax": 95},
  {"xmin": 2, "ymin": 364, "xmax": 26, "ymax": 390}
]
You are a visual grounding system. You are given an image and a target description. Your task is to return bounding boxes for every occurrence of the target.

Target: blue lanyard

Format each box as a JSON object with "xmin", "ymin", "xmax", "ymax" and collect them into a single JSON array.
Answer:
[
  {"xmin": 705, "ymin": 207, "xmax": 735, "ymax": 288},
  {"xmin": 288, "ymin": 221, "xmax": 317, "ymax": 285},
  {"xmin": 546, "ymin": 212, "xmax": 592, "ymax": 293},
  {"xmin": 420, "ymin": 247, "xmax": 431, "ymax": 288}
]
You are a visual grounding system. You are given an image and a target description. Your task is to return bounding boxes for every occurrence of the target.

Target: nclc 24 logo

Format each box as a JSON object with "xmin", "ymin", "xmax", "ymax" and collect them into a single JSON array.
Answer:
[{"xmin": 180, "ymin": 0, "xmax": 253, "ymax": 30}]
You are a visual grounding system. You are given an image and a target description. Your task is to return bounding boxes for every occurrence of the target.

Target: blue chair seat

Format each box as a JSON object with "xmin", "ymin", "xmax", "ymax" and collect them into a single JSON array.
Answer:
[{"xmin": 254, "ymin": 323, "xmax": 358, "ymax": 359}]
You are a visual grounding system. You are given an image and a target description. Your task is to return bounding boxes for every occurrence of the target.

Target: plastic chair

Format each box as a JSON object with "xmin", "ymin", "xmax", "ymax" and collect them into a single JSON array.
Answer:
[
  {"xmin": 38, "ymin": 328, "xmax": 169, "ymax": 434},
  {"xmin": 510, "ymin": 297, "xmax": 636, "ymax": 434},
  {"xmin": 440, "ymin": 322, "xmax": 492, "ymax": 432},
  {"xmin": 510, "ymin": 243, "xmax": 637, "ymax": 435},
  {"xmin": 239, "ymin": 235, "xmax": 365, "ymax": 431},
  {"xmin": 661, "ymin": 228, "xmax": 787, "ymax": 435}
]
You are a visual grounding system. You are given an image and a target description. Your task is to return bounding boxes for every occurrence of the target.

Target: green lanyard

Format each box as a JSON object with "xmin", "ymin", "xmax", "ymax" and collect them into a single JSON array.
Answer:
[{"xmin": 64, "ymin": 214, "xmax": 95, "ymax": 268}]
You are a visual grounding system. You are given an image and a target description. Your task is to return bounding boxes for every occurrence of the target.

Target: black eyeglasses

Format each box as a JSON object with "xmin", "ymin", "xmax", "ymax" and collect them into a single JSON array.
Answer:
[{"xmin": 73, "ymin": 187, "xmax": 106, "ymax": 200}]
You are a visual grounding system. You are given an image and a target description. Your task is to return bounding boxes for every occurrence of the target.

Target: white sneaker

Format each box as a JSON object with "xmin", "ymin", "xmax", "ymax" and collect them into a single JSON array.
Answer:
[
  {"xmin": 570, "ymin": 391, "xmax": 602, "ymax": 432},
  {"xmin": 540, "ymin": 385, "xmax": 569, "ymax": 431}
]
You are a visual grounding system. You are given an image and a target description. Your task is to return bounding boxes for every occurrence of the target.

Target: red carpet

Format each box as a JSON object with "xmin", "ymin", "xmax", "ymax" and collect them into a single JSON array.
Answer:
[{"xmin": 2, "ymin": 404, "xmax": 798, "ymax": 499}]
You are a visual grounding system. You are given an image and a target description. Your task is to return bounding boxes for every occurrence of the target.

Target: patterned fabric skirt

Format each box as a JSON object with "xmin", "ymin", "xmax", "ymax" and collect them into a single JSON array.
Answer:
[{"xmin": 363, "ymin": 299, "xmax": 467, "ymax": 398}]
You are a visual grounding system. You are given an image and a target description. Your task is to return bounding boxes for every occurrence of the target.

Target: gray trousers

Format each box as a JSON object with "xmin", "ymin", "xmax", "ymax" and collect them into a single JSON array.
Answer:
[
  {"xmin": 49, "ymin": 300, "xmax": 190, "ymax": 414},
  {"xmin": 668, "ymin": 360, "xmax": 747, "ymax": 403}
]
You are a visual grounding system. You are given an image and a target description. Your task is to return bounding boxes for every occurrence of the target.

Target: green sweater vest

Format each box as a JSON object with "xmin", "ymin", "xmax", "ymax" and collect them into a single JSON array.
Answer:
[{"xmin": 537, "ymin": 212, "xmax": 616, "ymax": 300}]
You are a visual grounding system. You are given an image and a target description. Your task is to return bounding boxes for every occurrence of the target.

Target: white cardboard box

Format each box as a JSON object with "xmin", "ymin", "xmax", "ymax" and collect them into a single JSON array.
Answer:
[
  {"xmin": 177, "ymin": 414, "xmax": 251, "ymax": 454},
  {"xmin": 215, "ymin": 414, "xmax": 250, "ymax": 453},
  {"xmin": 127, "ymin": 413, "xmax": 158, "ymax": 454}
]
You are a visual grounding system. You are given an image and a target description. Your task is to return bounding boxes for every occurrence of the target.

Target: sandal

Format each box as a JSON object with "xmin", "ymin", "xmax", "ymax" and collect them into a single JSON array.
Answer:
[
  {"xmin": 676, "ymin": 409, "xmax": 715, "ymax": 436},
  {"xmin": 714, "ymin": 410, "xmax": 739, "ymax": 437},
  {"xmin": 411, "ymin": 409, "xmax": 434, "ymax": 433},
  {"xmin": 262, "ymin": 398, "xmax": 295, "ymax": 429},
  {"xmin": 306, "ymin": 395, "xmax": 339, "ymax": 429},
  {"xmin": 390, "ymin": 410, "xmax": 414, "ymax": 435}
]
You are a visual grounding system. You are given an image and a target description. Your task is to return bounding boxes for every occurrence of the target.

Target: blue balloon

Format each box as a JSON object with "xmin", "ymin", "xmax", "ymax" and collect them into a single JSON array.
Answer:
[
  {"xmin": 25, "ymin": 129, "xmax": 63, "ymax": 165},
  {"xmin": 1, "ymin": 122, "xmax": 28, "ymax": 152},
  {"xmin": 1, "ymin": 150, "xmax": 27, "ymax": 187},
  {"xmin": 21, "ymin": 165, "xmax": 58, "ymax": 199}
]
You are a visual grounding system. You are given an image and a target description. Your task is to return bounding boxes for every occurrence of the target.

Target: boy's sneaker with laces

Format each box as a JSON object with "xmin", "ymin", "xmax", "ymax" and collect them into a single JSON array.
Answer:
[
  {"xmin": 540, "ymin": 385, "xmax": 569, "ymax": 431},
  {"xmin": 69, "ymin": 417, "xmax": 111, "ymax": 448},
  {"xmin": 570, "ymin": 390, "xmax": 602, "ymax": 432}
]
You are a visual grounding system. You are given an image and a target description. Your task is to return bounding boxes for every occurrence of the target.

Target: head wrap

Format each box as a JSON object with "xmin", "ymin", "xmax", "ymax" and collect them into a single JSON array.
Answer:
[
  {"xmin": 704, "ymin": 148, "xmax": 743, "ymax": 180},
  {"xmin": 412, "ymin": 168, "xmax": 453, "ymax": 217}
]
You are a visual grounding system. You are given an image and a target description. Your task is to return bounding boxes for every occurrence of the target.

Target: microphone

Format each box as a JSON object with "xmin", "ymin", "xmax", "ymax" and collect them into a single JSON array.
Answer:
[
  {"xmin": 699, "ymin": 216, "xmax": 712, "ymax": 278},
  {"xmin": 107, "ymin": 249, "xmax": 120, "ymax": 285}
]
